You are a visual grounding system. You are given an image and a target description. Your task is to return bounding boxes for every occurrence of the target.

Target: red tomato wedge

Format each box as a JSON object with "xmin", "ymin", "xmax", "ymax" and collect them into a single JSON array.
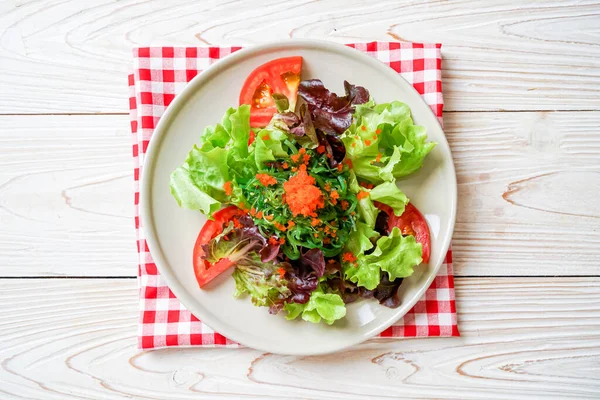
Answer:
[
  {"xmin": 375, "ymin": 202, "xmax": 431, "ymax": 264},
  {"xmin": 239, "ymin": 57, "xmax": 302, "ymax": 128},
  {"xmin": 193, "ymin": 206, "xmax": 245, "ymax": 288}
]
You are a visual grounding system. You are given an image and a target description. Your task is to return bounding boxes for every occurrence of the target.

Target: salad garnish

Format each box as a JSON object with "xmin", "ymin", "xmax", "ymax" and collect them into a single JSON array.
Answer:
[{"xmin": 170, "ymin": 57, "xmax": 436, "ymax": 324}]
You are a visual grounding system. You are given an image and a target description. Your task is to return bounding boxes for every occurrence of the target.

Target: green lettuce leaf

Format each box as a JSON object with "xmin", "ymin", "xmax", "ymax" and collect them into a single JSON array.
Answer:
[
  {"xmin": 348, "ymin": 171, "xmax": 379, "ymax": 229},
  {"xmin": 354, "ymin": 101, "xmax": 412, "ymax": 131},
  {"xmin": 284, "ymin": 286, "xmax": 346, "ymax": 325},
  {"xmin": 343, "ymin": 227, "xmax": 423, "ymax": 289},
  {"xmin": 228, "ymin": 105, "xmax": 251, "ymax": 159},
  {"xmin": 368, "ymin": 227, "xmax": 423, "ymax": 281},
  {"xmin": 253, "ymin": 137, "xmax": 276, "ymax": 169},
  {"xmin": 343, "ymin": 101, "xmax": 436, "ymax": 183},
  {"xmin": 385, "ymin": 119, "xmax": 437, "ymax": 178},
  {"xmin": 368, "ymin": 181, "xmax": 408, "ymax": 216},
  {"xmin": 199, "ymin": 123, "xmax": 230, "ymax": 151},
  {"xmin": 232, "ymin": 254, "xmax": 291, "ymax": 308},
  {"xmin": 252, "ymin": 127, "xmax": 289, "ymax": 169},
  {"xmin": 170, "ymin": 105, "xmax": 257, "ymax": 214},
  {"xmin": 343, "ymin": 256, "xmax": 381, "ymax": 290},
  {"xmin": 170, "ymin": 166, "xmax": 221, "ymax": 215},
  {"xmin": 345, "ymin": 221, "xmax": 378, "ymax": 255}
]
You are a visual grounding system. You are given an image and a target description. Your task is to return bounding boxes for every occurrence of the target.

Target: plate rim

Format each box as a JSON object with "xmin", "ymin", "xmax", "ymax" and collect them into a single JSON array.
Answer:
[{"xmin": 140, "ymin": 39, "xmax": 457, "ymax": 355}]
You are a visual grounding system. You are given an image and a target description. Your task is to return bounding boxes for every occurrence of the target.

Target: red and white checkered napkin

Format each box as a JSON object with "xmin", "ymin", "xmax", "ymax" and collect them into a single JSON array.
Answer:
[{"xmin": 129, "ymin": 42, "xmax": 459, "ymax": 349}]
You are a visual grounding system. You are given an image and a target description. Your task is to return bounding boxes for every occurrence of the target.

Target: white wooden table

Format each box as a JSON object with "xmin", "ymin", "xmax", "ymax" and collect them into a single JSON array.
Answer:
[{"xmin": 1, "ymin": 1, "xmax": 599, "ymax": 398}]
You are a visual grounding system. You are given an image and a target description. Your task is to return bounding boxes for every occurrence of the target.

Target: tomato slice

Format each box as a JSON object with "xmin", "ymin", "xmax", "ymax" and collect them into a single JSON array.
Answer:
[
  {"xmin": 193, "ymin": 206, "xmax": 245, "ymax": 288},
  {"xmin": 239, "ymin": 57, "xmax": 302, "ymax": 128},
  {"xmin": 375, "ymin": 202, "xmax": 431, "ymax": 264}
]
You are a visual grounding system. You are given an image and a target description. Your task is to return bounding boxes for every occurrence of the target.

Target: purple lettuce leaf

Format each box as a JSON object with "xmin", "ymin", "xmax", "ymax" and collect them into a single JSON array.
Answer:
[
  {"xmin": 282, "ymin": 248, "xmax": 326, "ymax": 304},
  {"xmin": 318, "ymin": 131, "xmax": 346, "ymax": 167},
  {"xmin": 201, "ymin": 215, "xmax": 279, "ymax": 264},
  {"xmin": 374, "ymin": 210, "xmax": 390, "ymax": 237},
  {"xmin": 373, "ymin": 273, "xmax": 404, "ymax": 308},
  {"xmin": 344, "ymin": 80, "xmax": 370, "ymax": 105},
  {"xmin": 298, "ymin": 79, "xmax": 369, "ymax": 135}
]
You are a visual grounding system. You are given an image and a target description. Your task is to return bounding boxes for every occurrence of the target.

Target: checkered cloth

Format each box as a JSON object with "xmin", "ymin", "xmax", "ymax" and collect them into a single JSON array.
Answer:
[{"xmin": 129, "ymin": 42, "xmax": 459, "ymax": 349}]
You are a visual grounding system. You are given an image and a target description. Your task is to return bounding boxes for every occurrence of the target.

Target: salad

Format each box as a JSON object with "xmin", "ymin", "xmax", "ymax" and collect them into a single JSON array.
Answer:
[{"xmin": 170, "ymin": 57, "xmax": 436, "ymax": 325}]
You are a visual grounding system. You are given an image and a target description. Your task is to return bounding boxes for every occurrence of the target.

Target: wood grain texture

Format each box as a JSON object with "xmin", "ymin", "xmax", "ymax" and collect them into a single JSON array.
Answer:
[
  {"xmin": 0, "ymin": 278, "xmax": 598, "ymax": 399},
  {"xmin": 0, "ymin": 0, "xmax": 599, "ymax": 114},
  {"xmin": 449, "ymin": 111, "xmax": 600, "ymax": 275},
  {"xmin": 0, "ymin": 115, "xmax": 136, "ymax": 277},
  {"xmin": 1, "ymin": 112, "xmax": 598, "ymax": 277}
]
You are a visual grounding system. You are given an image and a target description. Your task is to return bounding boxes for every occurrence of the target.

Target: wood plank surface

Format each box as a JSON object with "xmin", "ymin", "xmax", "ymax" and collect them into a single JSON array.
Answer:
[
  {"xmin": 0, "ymin": 278, "xmax": 598, "ymax": 399},
  {"xmin": 0, "ymin": 115, "xmax": 137, "ymax": 277},
  {"xmin": 0, "ymin": 0, "xmax": 599, "ymax": 114},
  {"xmin": 1, "ymin": 1, "xmax": 598, "ymax": 398},
  {"xmin": 1, "ymin": 112, "xmax": 598, "ymax": 277}
]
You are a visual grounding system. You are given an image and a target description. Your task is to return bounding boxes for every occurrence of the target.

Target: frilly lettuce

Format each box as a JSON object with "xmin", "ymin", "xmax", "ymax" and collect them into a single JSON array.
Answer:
[
  {"xmin": 170, "ymin": 105, "xmax": 291, "ymax": 216},
  {"xmin": 232, "ymin": 254, "xmax": 291, "ymax": 308},
  {"xmin": 343, "ymin": 227, "xmax": 423, "ymax": 290},
  {"xmin": 342, "ymin": 101, "xmax": 436, "ymax": 184},
  {"xmin": 369, "ymin": 181, "xmax": 408, "ymax": 216},
  {"xmin": 284, "ymin": 285, "xmax": 346, "ymax": 325}
]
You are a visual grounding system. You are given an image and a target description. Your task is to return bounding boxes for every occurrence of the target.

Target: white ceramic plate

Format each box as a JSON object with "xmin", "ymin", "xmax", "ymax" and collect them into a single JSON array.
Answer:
[{"xmin": 141, "ymin": 40, "xmax": 456, "ymax": 355}]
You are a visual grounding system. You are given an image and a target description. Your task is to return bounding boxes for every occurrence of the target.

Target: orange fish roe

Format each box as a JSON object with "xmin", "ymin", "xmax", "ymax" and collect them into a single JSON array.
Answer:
[
  {"xmin": 375, "ymin": 153, "xmax": 382, "ymax": 163},
  {"xmin": 268, "ymin": 236, "xmax": 279, "ymax": 245},
  {"xmin": 283, "ymin": 164, "xmax": 325, "ymax": 217},
  {"xmin": 256, "ymin": 173, "xmax": 277, "ymax": 186},
  {"xmin": 223, "ymin": 181, "xmax": 233, "ymax": 196},
  {"xmin": 365, "ymin": 139, "xmax": 372, "ymax": 146},
  {"xmin": 344, "ymin": 159, "xmax": 353, "ymax": 168},
  {"xmin": 373, "ymin": 135, "xmax": 378, "ymax": 141},
  {"xmin": 273, "ymin": 221, "xmax": 287, "ymax": 231},
  {"xmin": 330, "ymin": 190, "xmax": 339, "ymax": 205},
  {"xmin": 324, "ymin": 183, "xmax": 331, "ymax": 192},
  {"xmin": 283, "ymin": 162, "xmax": 289, "ymax": 169},
  {"xmin": 359, "ymin": 182, "xmax": 374, "ymax": 189},
  {"xmin": 342, "ymin": 252, "xmax": 357, "ymax": 263},
  {"xmin": 277, "ymin": 267, "xmax": 286, "ymax": 279},
  {"xmin": 314, "ymin": 233, "xmax": 319, "ymax": 238},
  {"xmin": 341, "ymin": 200, "xmax": 349, "ymax": 210},
  {"xmin": 256, "ymin": 211, "xmax": 264, "ymax": 219},
  {"xmin": 376, "ymin": 129, "xmax": 381, "ymax": 135},
  {"xmin": 288, "ymin": 221, "xmax": 296, "ymax": 228},
  {"xmin": 316, "ymin": 145, "xmax": 326, "ymax": 154},
  {"xmin": 303, "ymin": 153, "xmax": 311, "ymax": 164},
  {"xmin": 248, "ymin": 130, "xmax": 255, "ymax": 145},
  {"xmin": 357, "ymin": 191, "xmax": 369, "ymax": 200},
  {"xmin": 292, "ymin": 167, "xmax": 298, "ymax": 172},
  {"xmin": 327, "ymin": 259, "xmax": 336, "ymax": 264},
  {"xmin": 265, "ymin": 214, "xmax": 274, "ymax": 221},
  {"xmin": 361, "ymin": 125, "xmax": 367, "ymax": 131},
  {"xmin": 262, "ymin": 133, "xmax": 270, "ymax": 140},
  {"xmin": 250, "ymin": 207, "xmax": 257, "ymax": 216},
  {"xmin": 351, "ymin": 142, "xmax": 356, "ymax": 147},
  {"xmin": 279, "ymin": 237, "xmax": 285, "ymax": 245},
  {"xmin": 311, "ymin": 218, "xmax": 321, "ymax": 227},
  {"xmin": 337, "ymin": 164, "xmax": 343, "ymax": 172},
  {"xmin": 323, "ymin": 238, "xmax": 331, "ymax": 245},
  {"xmin": 326, "ymin": 153, "xmax": 333, "ymax": 159},
  {"xmin": 290, "ymin": 153, "xmax": 301, "ymax": 163}
]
